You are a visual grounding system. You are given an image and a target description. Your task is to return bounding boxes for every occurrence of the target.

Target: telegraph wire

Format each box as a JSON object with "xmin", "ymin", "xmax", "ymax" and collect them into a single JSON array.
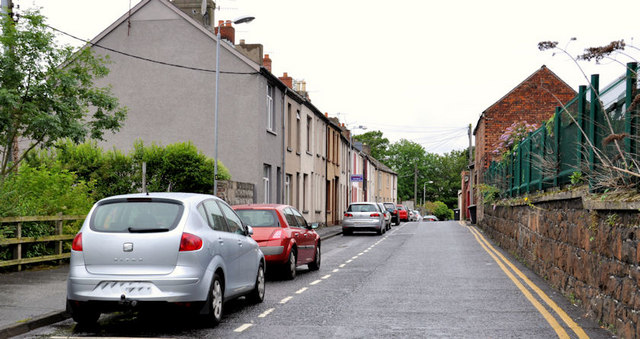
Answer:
[{"xmin": 46, "ymin": 24, "xmax": 260, "ymax": 75}]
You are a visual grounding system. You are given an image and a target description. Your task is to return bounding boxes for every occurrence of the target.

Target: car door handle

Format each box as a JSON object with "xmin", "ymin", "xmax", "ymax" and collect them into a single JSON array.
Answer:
[
  {"xmin": 217, "ymin": 237, "xmax": 224, "ymax": 245},
  {"xmin": 237, "ymin": 240, "xmax": 243, "ymax": 246}
]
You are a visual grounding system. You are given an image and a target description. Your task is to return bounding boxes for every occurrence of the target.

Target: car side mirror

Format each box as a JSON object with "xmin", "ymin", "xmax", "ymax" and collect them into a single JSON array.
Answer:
[
  {"xmin": 246, "ymin": 225, "xmax": 254, "ymax": 236},
  {"xmin": 310, "ymin": 222, "xmax": 319, "ymax": 230}
]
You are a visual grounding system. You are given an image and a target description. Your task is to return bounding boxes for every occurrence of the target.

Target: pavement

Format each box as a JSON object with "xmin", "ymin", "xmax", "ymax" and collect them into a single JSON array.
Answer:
[{"xmin": 0, "ymin": 225, "xmax": 343, "ymax": 339}]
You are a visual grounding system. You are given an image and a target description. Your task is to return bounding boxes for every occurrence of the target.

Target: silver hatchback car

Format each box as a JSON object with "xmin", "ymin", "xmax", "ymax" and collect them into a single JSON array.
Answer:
[
  {"xmin": 342, "ymin": 202, "xmax": 386, "ymax": 235},
  {"xmin": 66, "ymin": 193, "xmax": 265, "ymax": 326}
]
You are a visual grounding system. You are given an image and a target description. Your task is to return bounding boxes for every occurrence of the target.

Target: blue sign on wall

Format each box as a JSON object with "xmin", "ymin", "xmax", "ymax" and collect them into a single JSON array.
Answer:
[{"xmin": 350, "ymin": 174, "xmax": 363, "ymax": 182}]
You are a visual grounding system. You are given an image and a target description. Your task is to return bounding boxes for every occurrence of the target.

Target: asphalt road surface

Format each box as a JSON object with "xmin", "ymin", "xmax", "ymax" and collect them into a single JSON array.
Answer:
[{"xmin": 20, "ymin": 221, "xmax": 614, "ymax": 338}]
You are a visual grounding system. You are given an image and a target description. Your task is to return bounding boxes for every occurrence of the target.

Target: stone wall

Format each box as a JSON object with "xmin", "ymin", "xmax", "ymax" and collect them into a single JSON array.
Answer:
[
  {"xmin": 215, "ymin": 180, "xmax": 255, "ymax": 205},
  {"xmin": 480, "ymin": 192, "xmax": 640, "ymax": 338}
]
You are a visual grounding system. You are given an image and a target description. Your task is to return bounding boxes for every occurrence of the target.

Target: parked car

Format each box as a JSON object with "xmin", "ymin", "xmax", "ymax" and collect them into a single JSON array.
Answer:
[
  {"xmin": 376, "ymin": 203, "xmax": 392, "ymax": 231},
  {"xmin": 382, "ymin": 202, "xmax": 399, "ymax": 225},
  {"xmin": 396, "ymin": 204, "xmax": 409, "ymax": 222},
  {"xmin": 411, "ymin": 210, "xmax": 421, "ymax": 221},
  {"xmin": 423, "ymin": 214, "xmax": 439, "ymax": 221},
  {"xmin": 233, "ymin": 204, "xmax": 321, "ymax": 280},
  {"xmin": 66, "ymin": 193, "xmax": 265, "ymax": 326},
  {"xmin": 343, "ymin": 202, "xmax": 386, "ymax": 235}
]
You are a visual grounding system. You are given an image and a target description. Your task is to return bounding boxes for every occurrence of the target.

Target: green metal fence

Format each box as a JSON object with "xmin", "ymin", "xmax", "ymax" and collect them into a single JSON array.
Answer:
[{"xmin": 484, "ymin": 62, "xmax": 638, "ymax": 196}]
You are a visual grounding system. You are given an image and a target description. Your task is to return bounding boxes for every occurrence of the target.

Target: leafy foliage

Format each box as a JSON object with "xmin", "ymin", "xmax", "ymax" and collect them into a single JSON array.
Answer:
[
  {"xmin": 492, "ymin": 121, "xmax": 538, "ymax": 159},
  {"xmin": 353, "ymin": 130, "xmax": 390, "ymax": 163},
  {"xmin": 0, "ymin": 10, "xmax": 127, "ymax": 179}
]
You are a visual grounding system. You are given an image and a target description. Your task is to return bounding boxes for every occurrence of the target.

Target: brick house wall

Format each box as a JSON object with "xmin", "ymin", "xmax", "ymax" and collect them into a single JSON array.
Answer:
[{"xmin": 474, "ymin": 66, "xmax": 576, "ymax": 180}]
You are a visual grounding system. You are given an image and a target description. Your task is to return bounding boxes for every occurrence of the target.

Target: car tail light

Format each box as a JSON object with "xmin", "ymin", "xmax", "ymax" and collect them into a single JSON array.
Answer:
[
  {"xmin": 269, "ymin": 230, "xmax": 283, "ymax": 240},
  {"xmin": 180, "ymin": 233, "xmax": 203, "ymax": 251},
  {"xmin": 344, "ymin": 213, "xmax": 353, "ymax": 217},
  {"xmin": 72, "ymin": 233, "xmax": 83, "ymax": 251},
  {"xmin": 370, "ymin": 213, "xmax": 380, "ymax": 217}
]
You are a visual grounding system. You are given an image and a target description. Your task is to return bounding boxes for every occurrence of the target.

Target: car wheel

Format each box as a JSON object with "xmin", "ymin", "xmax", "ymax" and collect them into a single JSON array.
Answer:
[
  {"xmin": 377, "ymin": 227, "xmax": 383, "ymax": 235},
  {"xmin": 67, "ymin": 300, "xmax": 100, "ymax": 326},
  {"xmin": 205, "ymin": 272, "xmax": 224, "ymax": 326},
  {"xmin": 343, "ymin": 229, "xmax": 352, "ymax": 236},
  {"xmin": 247, "ymin": 262, "xmax": 265, "ymax": 303},
  {"xmin": 284, "ymin": 250, "xmax": 297, "ymax": 280},
  {"xmin": 308, "ymin": 244, "xmax": 321, "ymax": 271}
]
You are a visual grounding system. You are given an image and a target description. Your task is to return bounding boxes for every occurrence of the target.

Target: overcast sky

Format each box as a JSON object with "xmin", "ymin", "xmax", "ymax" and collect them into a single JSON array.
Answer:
[{"xmin": 16, "ymin": 0, "xmax": 640, "ymax": 154}]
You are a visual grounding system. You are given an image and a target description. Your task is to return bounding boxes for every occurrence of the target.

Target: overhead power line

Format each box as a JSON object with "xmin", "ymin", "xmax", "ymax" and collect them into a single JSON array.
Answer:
[{"xmin": 46, "ymin": 25, "xmax": 260, "ymax": 75}]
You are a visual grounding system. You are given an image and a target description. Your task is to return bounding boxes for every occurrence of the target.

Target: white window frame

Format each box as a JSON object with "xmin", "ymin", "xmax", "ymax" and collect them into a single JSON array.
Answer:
[{"xmin": 266, "ymin": 84, "xmax": 275, "ymax": 132}]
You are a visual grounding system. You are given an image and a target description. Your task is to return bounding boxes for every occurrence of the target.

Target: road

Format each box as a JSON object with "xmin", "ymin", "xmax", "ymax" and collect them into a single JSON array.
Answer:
[{"xmin": 20, "ymin": 221, "xmax": 614, "ymax": 338}]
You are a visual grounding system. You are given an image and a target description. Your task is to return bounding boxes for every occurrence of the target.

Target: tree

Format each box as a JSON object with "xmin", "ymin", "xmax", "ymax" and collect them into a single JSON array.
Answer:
[
  {"xmin": 353, "ymin": 130, "xmax": 390, "ymax": 163},
  {"xmin": 387, "ymin": 139, "xmax": 426, "ymax": 201},
  {"xmin": 0, "ymin": 10, "xmax": 127, "ymax": 180}
]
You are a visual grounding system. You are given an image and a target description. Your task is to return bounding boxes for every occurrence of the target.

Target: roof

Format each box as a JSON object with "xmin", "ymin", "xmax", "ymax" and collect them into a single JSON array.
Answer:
[{"xmin": 473, "ymin": 65, "xmax": 576, "ymax": 135}]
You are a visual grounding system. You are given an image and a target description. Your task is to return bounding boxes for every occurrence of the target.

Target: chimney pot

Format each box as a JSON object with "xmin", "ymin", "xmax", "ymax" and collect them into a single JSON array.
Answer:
[
  {"xmin": 279, "ymin": 72, "xmax": 293, "ymax": 89},
  {"xmin": 263, "ymin": 54, "xmax": 272, "ymax": 72}
]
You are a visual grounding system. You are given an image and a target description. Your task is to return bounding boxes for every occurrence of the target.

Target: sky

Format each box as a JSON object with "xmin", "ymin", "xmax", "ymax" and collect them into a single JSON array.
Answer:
[{"xmin": 14, "ymin": 0, "xmax": 640, "ymax": 154}]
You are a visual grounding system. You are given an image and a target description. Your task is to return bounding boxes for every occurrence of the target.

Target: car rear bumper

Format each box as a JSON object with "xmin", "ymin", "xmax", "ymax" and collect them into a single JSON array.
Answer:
[
  {"xmin": 66, "ymin": 265, "xmax": 211, "ymax": 303},
  {"xmin": 342, "ymin": 219, "xmax": 384, "ymax": 232}
]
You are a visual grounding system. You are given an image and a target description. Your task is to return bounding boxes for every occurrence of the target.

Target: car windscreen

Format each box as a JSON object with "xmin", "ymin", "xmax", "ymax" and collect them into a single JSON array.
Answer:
[
  {"xmin": 235, "ymin": 209, "xmax": 279, "ymax": 227},
  {"xmin": 348, "ymin": 204, "xmax": 377, "ymax": 212},
  {"xmin": 91, "ymin": 199, "xmax": 184, "ymax": 233}
]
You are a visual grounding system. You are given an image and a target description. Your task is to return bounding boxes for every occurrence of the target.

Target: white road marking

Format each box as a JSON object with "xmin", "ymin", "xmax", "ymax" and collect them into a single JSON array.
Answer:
[
  {"xmin": 346, "ymin": 259, "xmax": 353, "ymax": 263},
  {"xmin": 333, "ymin": 269, "xmax": 339, "ymax": 272},
  {"xmin": 310, "ymin": 279, "xmax": 322, "ymax": 285},
  {"xmin": 280, "ymin": 296, "xmax": 293, "ymax": 304},
  {"xmin": 339, "ymin": 264, "xmax": 346, "ymax": 268},
  {"xmin": 322, "ymin": 274, "xmax": 331, "ymax": 279},
  {"xmin": 296, "ymin": 287, "xmax": 308, "ymax": 294},
  {"xmin": 358, "ymin": 252, "xmax": 364, "ymax": 256},
  {"xmin": 234, "ymin": 323, "xmax": 252, "ymax": 332},
  {"xmin": 258, "ymin": 308, "xmax": 275, "ymax": 318}
]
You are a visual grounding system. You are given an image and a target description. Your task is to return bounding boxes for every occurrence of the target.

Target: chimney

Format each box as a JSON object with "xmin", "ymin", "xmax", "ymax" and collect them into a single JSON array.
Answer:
[
  {"xmin": 214, "ymin": 20, "xmax": 235, "ymax": 44},
  {"xmin": 279, "ymin": 72, "xmax": 293, "ymax": 88},
  {"xmin": 172, "ymin": 0, "xmax": 215, "ymax": 30},
  {"xmin": 263, "ymin": 54, "xmax": 272, "ymax": 72}
]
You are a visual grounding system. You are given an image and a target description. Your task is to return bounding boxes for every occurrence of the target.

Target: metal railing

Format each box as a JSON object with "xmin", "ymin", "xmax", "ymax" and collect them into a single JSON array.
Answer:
[
  {"xmin": 0, "ymin": 214, "xmax": 86, "ymax": 270},
  {"xmin": 484, "ymin": 62, "xmax": 638, "ymax": 196}
]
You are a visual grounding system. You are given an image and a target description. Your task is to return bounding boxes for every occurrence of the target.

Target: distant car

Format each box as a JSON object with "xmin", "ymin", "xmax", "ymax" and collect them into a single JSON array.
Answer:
[
  {"xmin": 233, "ymin": 204, "xmax": 321, "ymax": 280},
  {"xmin": 377, "ymin": 203, "xmax": 392, "ymax": 231},
  {"xmin": 383, "ymin": 202, "xmax": 399, "ymax": 225},
  {"xmin": 66, "ymin": 193, "xmax": 265, "ymax": 326},
  {"xmin": 396, "ymin": 205, "xmax": 409, "ymax": 222},
  {"xmin": 414, "ymin": 210, "xmax": 422, "ymax": 220},
  {"xmin": 343, "ymin": 202, "xmax": 386, "ymax": 235},
  {"xmin": 423, "ymin": 215, "xmax": 439, "ymax": 222}
]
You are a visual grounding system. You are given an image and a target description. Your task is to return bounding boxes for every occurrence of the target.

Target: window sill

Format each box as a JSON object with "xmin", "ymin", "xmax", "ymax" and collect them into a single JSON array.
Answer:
[
  {"xmin": 287, "ymin": 147, "xmax": 293, "ymax": 152},
  {"xmin": 306, "ymin": 151, "xmax": 313, "ymax": 156},
  {"xmin": 303, "ymin": 210, "xmax": 309, "ymax": 214},
  {"xmin": 267, "ymin": 129, "xmax": 277, "ymax": 136}
]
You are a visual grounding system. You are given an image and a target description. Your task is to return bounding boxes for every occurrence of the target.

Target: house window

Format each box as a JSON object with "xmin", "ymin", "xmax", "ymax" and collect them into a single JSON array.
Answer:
[
  {"xmin": 303, "ymin": 173, "xmax": 308, "ymax": 211},
  {"xmin": 306, "ymin": 116, "xmax": 312, "ymax": 153},
  {"xmin": 266, "ymin": 84, "xmax": 275, "ymax": 132},
  {"xmin": 296, "ymin": 110, "xmax": 301, "ymax": 153},
  {"xmin": 263, "ymin": 164, "xmax": 271, "ymax": 203},
  {"xmin": 285, "ymin": 174, "xmax": 291, "ymax": 205},
  {"xmin": 287, "ymin": 103, "xmax": 292, "ymax": 150}
]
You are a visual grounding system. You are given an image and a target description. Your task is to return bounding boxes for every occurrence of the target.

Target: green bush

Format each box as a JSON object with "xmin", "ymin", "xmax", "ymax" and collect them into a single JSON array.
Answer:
[{"xmin": 433, "ymin": 201, "xmax": 453, "ymax": 221}]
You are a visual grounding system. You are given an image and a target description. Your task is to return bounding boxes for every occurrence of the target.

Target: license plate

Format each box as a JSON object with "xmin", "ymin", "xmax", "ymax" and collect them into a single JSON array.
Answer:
[{"xmin": 98, "ymin": 281, "xmax": 153, "ymax": 296}]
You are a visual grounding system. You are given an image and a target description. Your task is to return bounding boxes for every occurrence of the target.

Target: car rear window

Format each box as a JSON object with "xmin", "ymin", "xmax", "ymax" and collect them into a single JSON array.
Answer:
[
  {"xmin": 235, "ymin": 209, "xmax": 279, "ymax": 227},
  {"xmin": 91, "ymin": 199, "xmax": 183, "ymax": 232},
  {"xmin": 348, "ymin": 204, "xmax": 377, "ymax": 212}
]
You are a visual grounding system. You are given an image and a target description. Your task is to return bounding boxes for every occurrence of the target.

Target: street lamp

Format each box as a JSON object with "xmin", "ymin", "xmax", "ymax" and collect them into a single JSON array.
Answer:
[
  {"xmin": 423, "ymin": 180, "xmax": 433, "ymax": 205},
  {"xmin": 213, "ymin": 16, "xmax": 255, "ymax": 195},
  {"xmin": 348, "ymin": 125, "xmax": 367, "ymax": 204}
]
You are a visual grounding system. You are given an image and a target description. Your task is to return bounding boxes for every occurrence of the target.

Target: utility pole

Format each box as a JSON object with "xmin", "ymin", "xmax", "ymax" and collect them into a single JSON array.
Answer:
[
  {"xmin": 413, "ymin": 163, "xmax": 417, "ymax": 207},
  {"xmin": 1, "ymin": 0, "xmax": 19, "ymax": 165},
  {"xmin": 468, "ymin": 124, "xmax": 473, "ymax": 205}
]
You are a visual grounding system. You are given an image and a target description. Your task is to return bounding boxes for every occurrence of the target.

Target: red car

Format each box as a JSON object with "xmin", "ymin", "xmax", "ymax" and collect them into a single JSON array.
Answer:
[
  {"xmin": 396, "ymin": 205, "xmax": 409, "ymax": 222},
  {"xmin": 233, "ymin": 204, "xmax": 321, "ymax": 280}
]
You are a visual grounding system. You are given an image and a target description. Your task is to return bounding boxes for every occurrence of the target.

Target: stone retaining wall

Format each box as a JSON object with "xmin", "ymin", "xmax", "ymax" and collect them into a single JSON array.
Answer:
[
  {"xmin": 215, "ymin": 180, "xmax": 255, "ymax": 205},
  {"xmin": 480, "ymin": 194, "xmax": 640, "ymax": 338}
]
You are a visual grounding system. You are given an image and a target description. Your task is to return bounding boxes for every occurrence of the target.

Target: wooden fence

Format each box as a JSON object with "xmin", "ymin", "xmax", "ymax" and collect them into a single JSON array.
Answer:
[{"xmin": 0, "ymin": 214, "xmax": 86, "ymax": 271}]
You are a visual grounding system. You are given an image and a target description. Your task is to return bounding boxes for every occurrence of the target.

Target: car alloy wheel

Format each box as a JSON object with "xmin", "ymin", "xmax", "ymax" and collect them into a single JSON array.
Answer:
[
  {"xmin": 308, "ymin": 244, "xmax": 321, "ymax": 271},
  {"xmin": 284, "ymin": 250, "xmax": 296, "ymax": 280},
  {"xmin": 207, "ymin": 273, "xmax": 224, "ymax": 325},
  {"xmin": 248, "ymin": 263, "xmax": 265, "ymax": 303}
]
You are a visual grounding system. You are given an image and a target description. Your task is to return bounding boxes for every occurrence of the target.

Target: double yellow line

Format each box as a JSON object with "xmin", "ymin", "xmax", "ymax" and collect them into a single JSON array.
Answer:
[{"xmin": 462, "ymin": 222, "xmax": 588, "ymax": 339}]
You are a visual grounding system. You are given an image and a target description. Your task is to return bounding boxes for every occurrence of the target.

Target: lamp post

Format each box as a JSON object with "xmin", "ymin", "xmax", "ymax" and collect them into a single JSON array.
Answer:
[
  {"xmin": 213, "ymin": 16, "xmax": 254, "ymax": 195},
  {"xmin": 348, "ymin": 124, "xmax": 367, "ymax": 204},
  {"xmin": 423, "ymin": 180, "xmax": 433, "ymax": 205}
]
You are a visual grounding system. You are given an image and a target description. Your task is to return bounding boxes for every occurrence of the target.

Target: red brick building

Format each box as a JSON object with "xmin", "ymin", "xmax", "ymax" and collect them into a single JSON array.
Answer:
[
  {"xmin": 463, "ymin": 65, "xmax": 575, "ymax": 221},
  {"xmin": 474, "ymin": 65, "xmax": 576, "ymax": 180}
]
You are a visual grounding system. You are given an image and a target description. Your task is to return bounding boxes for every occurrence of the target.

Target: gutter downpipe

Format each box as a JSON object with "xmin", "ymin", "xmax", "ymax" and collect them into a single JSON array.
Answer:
[{"xmin": 281, "ymin": 87, "xmax": 288, "ymax": 204}]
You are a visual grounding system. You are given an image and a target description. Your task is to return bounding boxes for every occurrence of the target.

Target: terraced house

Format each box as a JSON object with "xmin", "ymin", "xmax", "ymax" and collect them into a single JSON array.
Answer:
[{"xmin": 88, "ymin": 0, "xmax": 396, "ymax": 225}]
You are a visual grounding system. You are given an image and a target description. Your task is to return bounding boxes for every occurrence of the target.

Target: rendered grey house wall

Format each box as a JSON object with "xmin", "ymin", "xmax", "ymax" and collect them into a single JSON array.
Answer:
[{"xmin": 90, "ymin": 0, "xmax": 283, "ymax": 202}]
